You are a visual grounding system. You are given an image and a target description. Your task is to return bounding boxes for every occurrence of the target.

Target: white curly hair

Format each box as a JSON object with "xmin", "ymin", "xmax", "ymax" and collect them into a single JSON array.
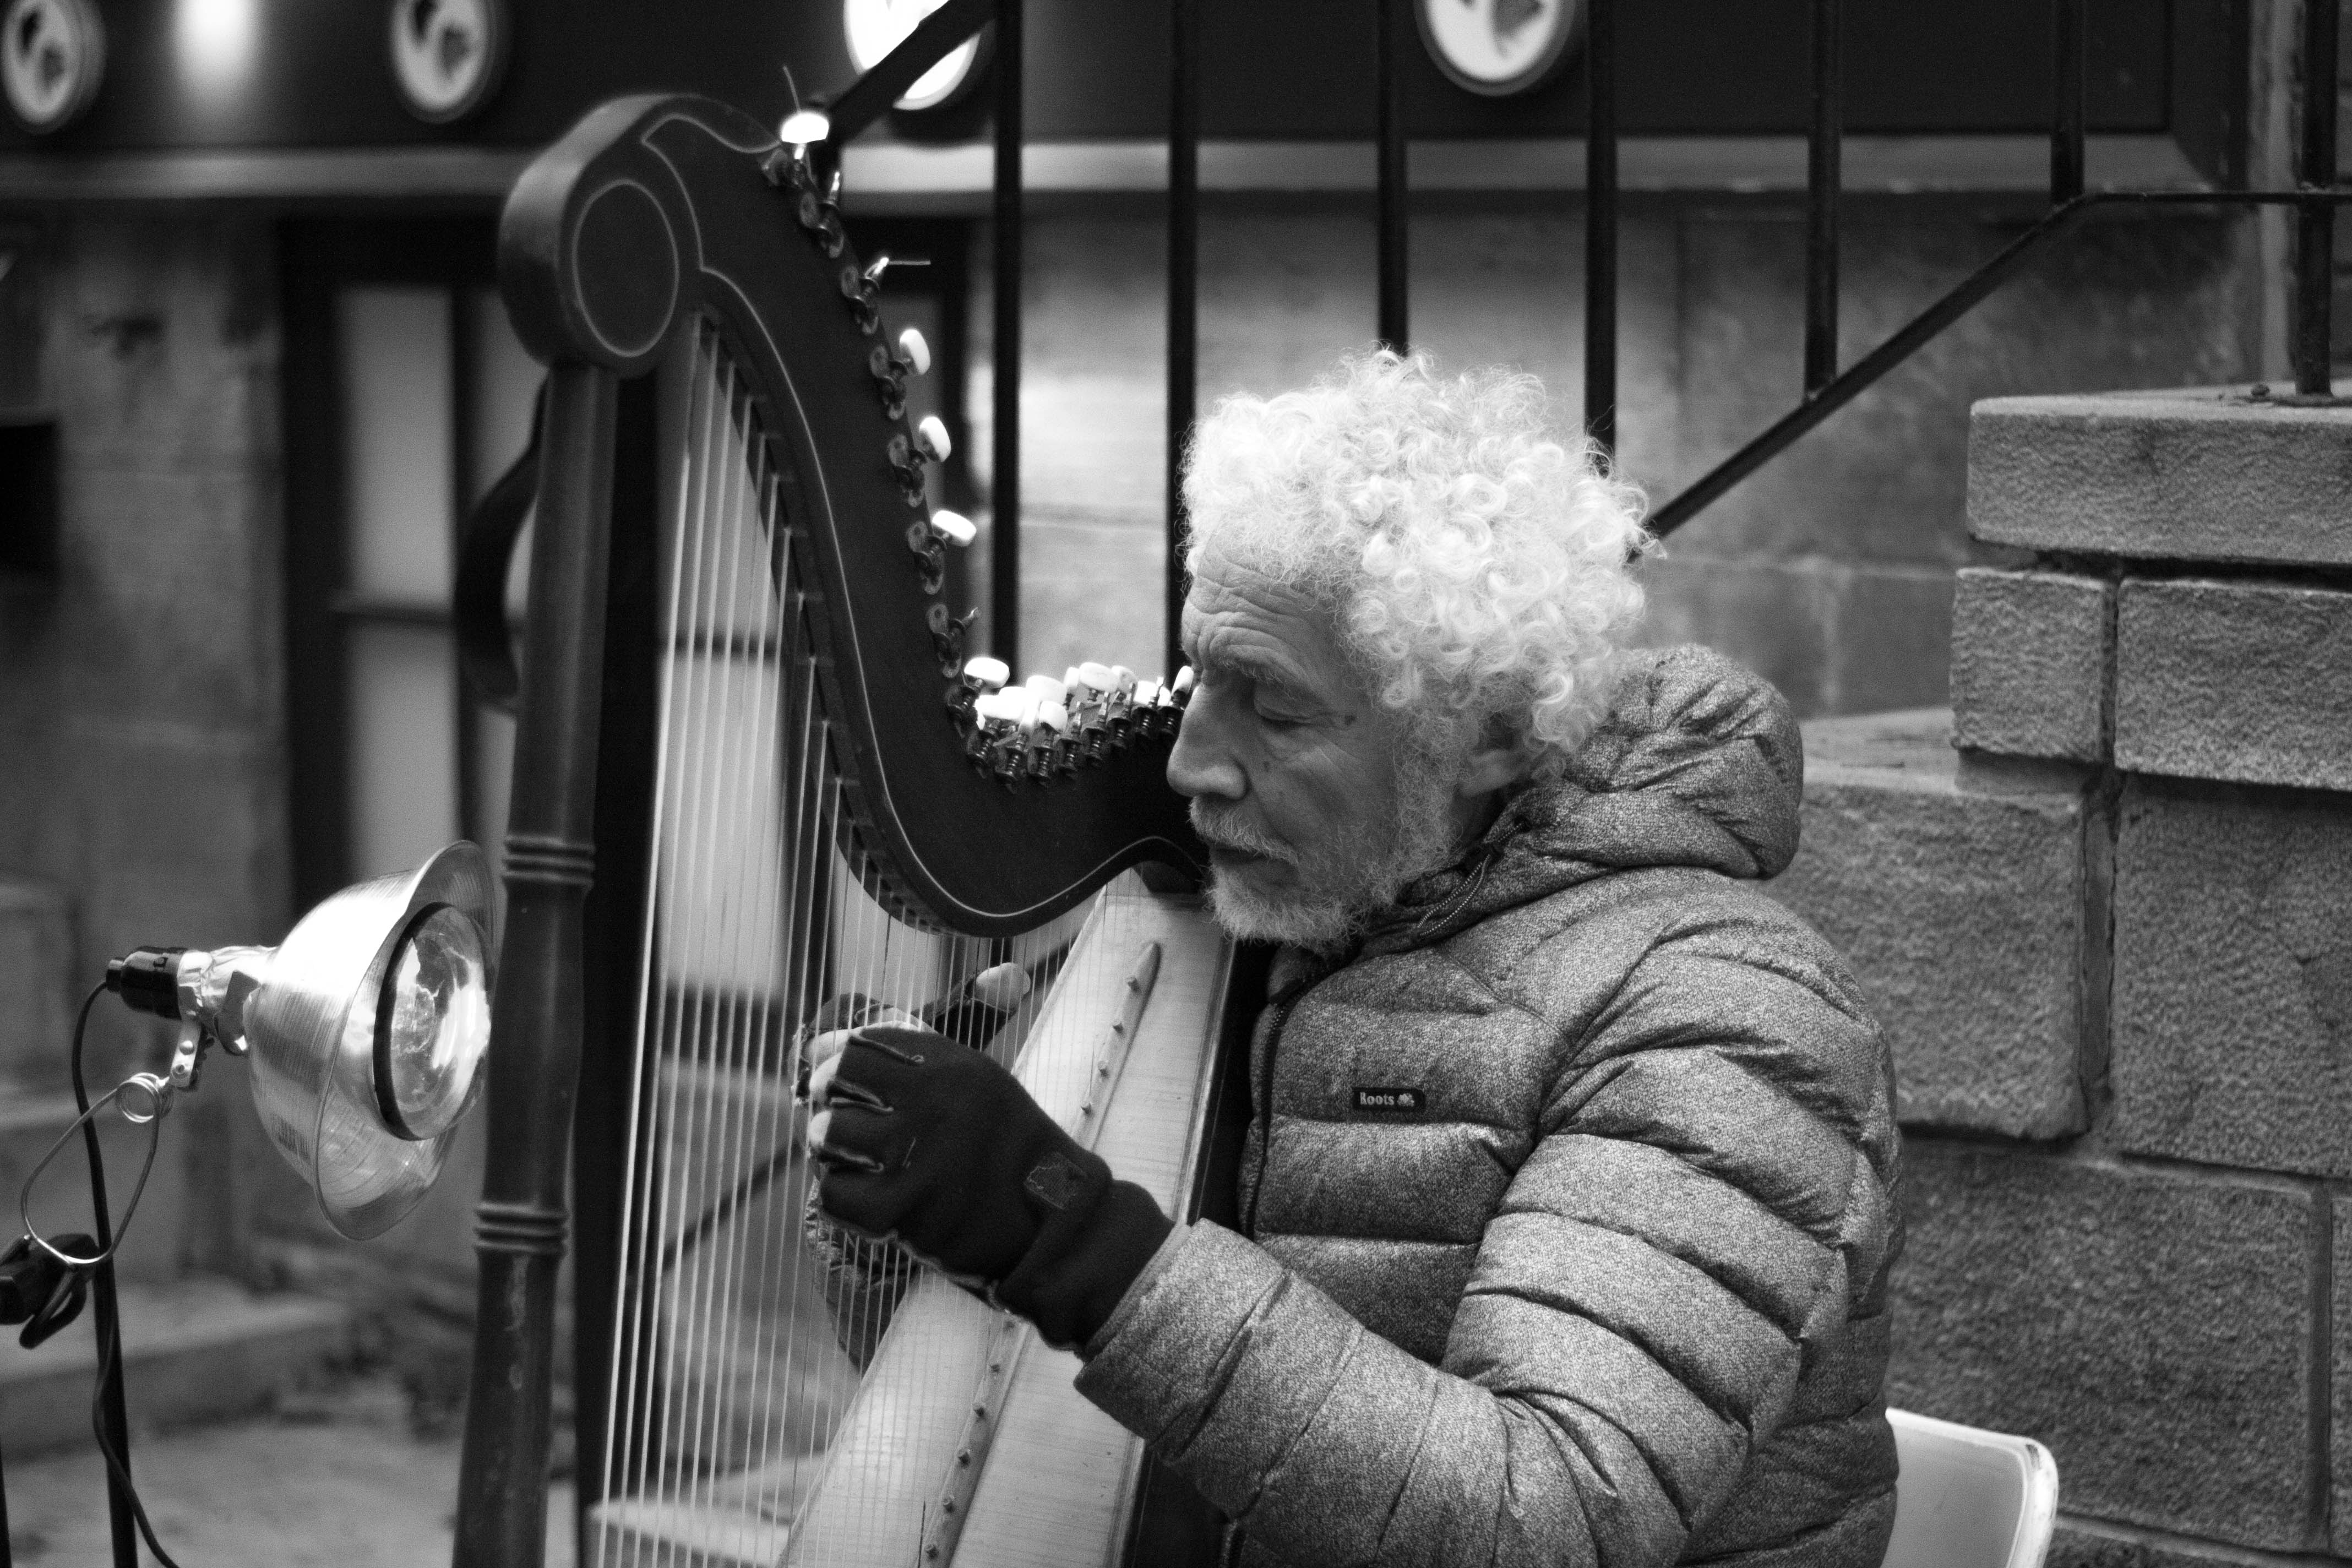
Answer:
[{"xmin": 1182, "ymin": 350, "xmax": 1651, "ymax": 769}]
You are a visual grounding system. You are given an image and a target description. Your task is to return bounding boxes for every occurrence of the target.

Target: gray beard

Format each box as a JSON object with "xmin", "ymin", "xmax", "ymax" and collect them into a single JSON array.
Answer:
[{"xmin": 1194, "ymin": 749, "xmax": 1461, "ymax": 954}]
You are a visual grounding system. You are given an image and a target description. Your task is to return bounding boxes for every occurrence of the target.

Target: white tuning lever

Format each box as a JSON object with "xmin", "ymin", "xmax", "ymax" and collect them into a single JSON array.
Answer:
[
  {"xmin": 1076, "ymin": 662, "xmax": 1116, "ymax": 695},
  {"xmin": 1170, "ymin": 666, "xmax": 1196, "ymax": 698},
  {"xmin": 961, "ymin": 656, "xmax": 1010, "ymax": 693},
  {"xmin": 1025, "ymin": 673, "xmax": 1068, "ymax": 705},
  {"xmin": 897, "ymin": 326, "xmax": 932, "ymax": 376},
  {"xmin": 915, "ymin": 415, "xmax": 952, "ymax": 463},
  {"xmin": 972, "ymin": 690, "xmax": 1027, "ymax": 728},
  {"xmin": 778, "ymin": 108, "xmax": 832, "ymax": 149},
  {"xmin": 929, "ymin": 509, "xmax": 977, "ymax": 548}
]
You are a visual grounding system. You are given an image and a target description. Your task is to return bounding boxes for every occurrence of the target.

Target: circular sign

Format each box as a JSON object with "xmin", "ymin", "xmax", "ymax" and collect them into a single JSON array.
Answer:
[
  {"xmin": 843, "ymin": 0, "xmax": 983, "ymax": 113},
  {"xmin": 1418, "ymin": 0, "xmax": 1580, "ymax": 97},
  {"xmin": 1, "ymin": 0, "xmax": 104, "ymax": 134},
  {"xmin": 388, "ymin": 0, "xmax": 507, "ymax": 124}
]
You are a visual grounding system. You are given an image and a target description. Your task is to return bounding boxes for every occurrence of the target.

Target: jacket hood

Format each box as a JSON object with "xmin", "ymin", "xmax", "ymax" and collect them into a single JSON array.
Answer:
[{"xmin": 1358, "ymin": 645, "xmax": 1803, "ymax": 955}]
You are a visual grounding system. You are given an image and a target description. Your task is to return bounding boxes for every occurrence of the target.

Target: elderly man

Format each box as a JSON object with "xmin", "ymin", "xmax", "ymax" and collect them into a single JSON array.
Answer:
[{"xmin": 809, "ymin": 352, "xmax": 1902, "ymax": 1567}]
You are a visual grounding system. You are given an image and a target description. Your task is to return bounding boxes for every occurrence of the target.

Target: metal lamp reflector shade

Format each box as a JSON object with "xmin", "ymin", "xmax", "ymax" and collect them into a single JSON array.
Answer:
[{"xmin": 238, "ymin": 843, "xmax": 494, "ymax": 1239}]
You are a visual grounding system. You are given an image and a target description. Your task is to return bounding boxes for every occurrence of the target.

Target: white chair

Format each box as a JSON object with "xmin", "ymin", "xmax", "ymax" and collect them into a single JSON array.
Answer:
[{"xmin": 1882, "ymin": 1408, "xmax": 2060, "ymax": 1568}]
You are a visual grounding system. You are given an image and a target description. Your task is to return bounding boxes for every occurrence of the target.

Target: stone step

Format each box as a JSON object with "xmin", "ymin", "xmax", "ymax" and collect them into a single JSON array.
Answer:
[
  {"xmin": 0, "ymin": 874, "xmax": 73, "ymax": 1085},
  {"xmin": 0, "ymin": 1273, "xmax": 354, "ymax": 1455},
  {"xmin": 1968, "ymin": 383, "xmax": 2352, "ymax": 568},
  {"xmin": 1766, "ymin": 707, "xmax": 2098, "ymax": 1141}
]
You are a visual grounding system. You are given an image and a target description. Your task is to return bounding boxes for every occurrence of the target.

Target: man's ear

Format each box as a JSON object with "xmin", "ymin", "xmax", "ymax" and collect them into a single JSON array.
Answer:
[{"xmin": 1456, "ymin": 714, "xmax": 1542, "ymax": 800}]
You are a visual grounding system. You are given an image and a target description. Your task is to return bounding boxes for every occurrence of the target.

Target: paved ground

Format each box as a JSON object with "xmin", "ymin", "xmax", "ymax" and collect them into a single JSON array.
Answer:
[{"xmin": 4, "ymin": 1373, "xmax": 575, "ymax": 1567}]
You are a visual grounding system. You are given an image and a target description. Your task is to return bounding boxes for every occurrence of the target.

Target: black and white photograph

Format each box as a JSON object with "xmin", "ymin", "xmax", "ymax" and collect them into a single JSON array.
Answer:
[{"xmin": 0, "ymin": 3, "xmax": 2343, "ymax": 1566}]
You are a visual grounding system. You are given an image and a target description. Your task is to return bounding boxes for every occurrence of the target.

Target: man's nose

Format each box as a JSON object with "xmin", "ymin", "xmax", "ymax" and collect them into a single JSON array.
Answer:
[{"xmin": 1166, "ymin": 696, "xmax": 1245, "ymax": 802}]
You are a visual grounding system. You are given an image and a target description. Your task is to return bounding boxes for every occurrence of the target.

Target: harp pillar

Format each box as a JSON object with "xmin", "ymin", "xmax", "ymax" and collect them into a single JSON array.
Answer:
[{"xmin": 453, "ymin": 360, "xmax": 618, "ymax": 1568}]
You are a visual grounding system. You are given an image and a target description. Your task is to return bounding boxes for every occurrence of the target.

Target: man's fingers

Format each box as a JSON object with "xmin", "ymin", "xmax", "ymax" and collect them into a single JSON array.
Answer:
[
  {"xmin": 808, "ymin": 1051, "xmax": 842, "ymax": 1104},
  {"xmin": 805, "ymin": 1028, "xmax": 856, "ymax": 1072}
]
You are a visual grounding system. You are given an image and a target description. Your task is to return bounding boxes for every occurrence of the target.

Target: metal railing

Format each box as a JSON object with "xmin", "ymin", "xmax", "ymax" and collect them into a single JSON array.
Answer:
[{"xmin": 822, "ymin": 0, "xmax": 2352, "ymax": 677}]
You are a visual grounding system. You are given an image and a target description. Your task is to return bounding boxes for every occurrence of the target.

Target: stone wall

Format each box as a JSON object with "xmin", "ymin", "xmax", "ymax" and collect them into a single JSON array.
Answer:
[
  {"xmin": 962, "ymin": 200, "xmax": 2260, "ymax": 716},
  {"xmin": 0, "ymin": 209, "xmax": 298, "ymax": 1283},
  {"xmin": 1770, "ymin": 388, "xmax": 2352, "ymax": 1564}
]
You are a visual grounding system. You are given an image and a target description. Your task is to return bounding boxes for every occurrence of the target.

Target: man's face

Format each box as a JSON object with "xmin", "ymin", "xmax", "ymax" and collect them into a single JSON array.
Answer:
[{"xmin": 1166, "ymin": 538, "xmax": 1459, "ymax": 950}]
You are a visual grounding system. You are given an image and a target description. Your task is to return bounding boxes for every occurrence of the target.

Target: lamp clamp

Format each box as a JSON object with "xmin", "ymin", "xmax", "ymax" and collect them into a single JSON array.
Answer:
[{"xmin": 109, "ymin": 945, "xmax": 269, "ymax": 1093}]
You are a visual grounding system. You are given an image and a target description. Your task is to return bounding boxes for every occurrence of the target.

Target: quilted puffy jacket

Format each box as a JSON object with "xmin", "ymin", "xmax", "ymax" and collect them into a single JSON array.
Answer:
[{"xmin": 1075, "ymin": 646, "xmax": 1903, "ymax": 1568}]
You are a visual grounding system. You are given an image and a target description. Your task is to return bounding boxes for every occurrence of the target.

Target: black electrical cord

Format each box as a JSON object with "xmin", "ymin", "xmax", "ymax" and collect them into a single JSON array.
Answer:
[
  {"xmin": 2, "ymin": 1394, "xmax": 13, "ymax": 1568},
  {"xmin": 67, "ymin": 981, "xmax": 183, "ymax": 1568}
]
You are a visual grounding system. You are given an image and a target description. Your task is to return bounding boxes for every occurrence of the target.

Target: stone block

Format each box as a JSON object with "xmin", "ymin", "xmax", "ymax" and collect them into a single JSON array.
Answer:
[
  {"xmin": 1890, "ymin": 1141, "xmax": 2316, "ymax": 1550},
  {"xmin": 0, "ymin": 1083, "xmax": 195, "ymax": 1284},
  {"xmin": 62, "ymin": 465, "xmax": 282, "ymax": 733},
  {"xmin": 1633, "ymin": 556, "xmax": 1834, "ymax": 718},
  {"xmin": 1950, "ymin": 568, "xmax": 2112, "ymax": 762},
  {"xmin": 2335, "ymin": 1217, "xmax": 2352, "ymax": 1555},
  {"xmin": 1770, "ymin": 709, "xmax": 2091, "ymax": 1139},
  {"xmin": 52, "ymin": 211, "xmax": 279, "ymax": 472},
  {"xmin": 2113, "ymin": 578, "xmax": 2352, "ymax": 794},
  {"xmin": 1969, "ymin": 390, "xmax": 2352, "ymax": 567},
  {"xmin": 0, "ymin": 875, "xmax": 70, "ymax": 1080},
  {"xmin": 1820, "ymin": 565, "xmax": 1958, "ymax": 718},
  {"xmin": 0, "ymin": 1276, "xmax": 351, "ymax": 1453},
  {"xmin": 2111, "ymin": 778, "xmax": 2352, "ymax": 1179}
]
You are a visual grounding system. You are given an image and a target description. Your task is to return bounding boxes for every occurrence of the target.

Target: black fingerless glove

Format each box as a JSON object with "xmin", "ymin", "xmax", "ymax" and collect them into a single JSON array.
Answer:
[{"xmin": 815, "ymin": 1025, "xmax": 1172, "ymax": 1351}]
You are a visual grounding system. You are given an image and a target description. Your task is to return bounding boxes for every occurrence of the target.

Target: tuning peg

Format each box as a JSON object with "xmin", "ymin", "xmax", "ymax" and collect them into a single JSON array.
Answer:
[
  {"xmin": 1170, "ymin": 666, "xmax": 1196, "ymax": 700},
  {"xmin": 915, "ymin": 415, "xmax": 952, "ymax": 463},
  {"xmin": 973, "ymin": 690, "xmax": 1025, "ymax": 728},
  {"xmin": 898, "ymin": 326, "xmax": 932, "ymax": 376},
  {"xmin": 1026, "ymin": 699, "xmax": 1068, "ymax": 777},
  {"xmin": 929, "ymin": 509, "xmax": 977, "ymax": 548},
  {"xmin": 1025, "ymin": 673, "xmax": 1068, "ymax": 705},
  {"xmin": 961, "ymin": 656, "xmax": 1009, "ymax": 694},
  {"xmin": 778, "ymin": 108, "xmax": 832, "ymax": 150}
]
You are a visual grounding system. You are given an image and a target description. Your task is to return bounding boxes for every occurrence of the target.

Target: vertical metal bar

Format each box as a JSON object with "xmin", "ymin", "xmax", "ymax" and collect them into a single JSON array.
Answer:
[
  {"xmin": 449, "ymin": 285, "xmax": 482, "ymax": 843},
  {"xmin": 2051, "ymin": 0, "xmax": 2087, "ymax": 204},
  {"xmin": 1166, "ymin": 0, "xmax": 1199, "ymax": 679},
  {"xmin": 992, "ymin": 0, "xmax": 1025, "ymax": 668},
  {"xmin": 1583, "ymin": 0, "xmax": 1618, "ymax": 453},
  {"xmin": 2297, "ymin": 0, "xmax": 2339, "ymax": 395},
  {"xmin": 1805, "ymin": 0, "xmax": 1842, "ymax": 394},
  {"xmin": 1376, "ymin": 0, "xmax": 1409, "ymax": 351}
]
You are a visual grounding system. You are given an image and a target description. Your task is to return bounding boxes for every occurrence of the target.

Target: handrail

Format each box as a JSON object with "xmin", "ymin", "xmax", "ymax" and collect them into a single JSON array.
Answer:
[
  {"xmin": 1636, "ymin": 0, "xmax": 2346, "ymax": 538},
  {"xmin": 1648, "ymin": 187, "xmax": 2352, "ymax": 538}
]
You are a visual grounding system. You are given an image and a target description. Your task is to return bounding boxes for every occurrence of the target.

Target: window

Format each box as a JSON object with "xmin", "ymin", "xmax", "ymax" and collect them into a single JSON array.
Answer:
[{"xmin": 281, "ymin": 219, "xmax": 538, "ymax": 917}]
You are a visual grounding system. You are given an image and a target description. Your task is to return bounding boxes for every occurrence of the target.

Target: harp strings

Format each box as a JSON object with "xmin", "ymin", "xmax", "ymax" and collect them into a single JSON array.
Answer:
[
  {"xmin": 581, "ymin": 314, "xmax": 1137, "ymax": 1567},
  {"xmin": 592, "ymin": 317, "xmax": 1026, "ymax": 1564}
]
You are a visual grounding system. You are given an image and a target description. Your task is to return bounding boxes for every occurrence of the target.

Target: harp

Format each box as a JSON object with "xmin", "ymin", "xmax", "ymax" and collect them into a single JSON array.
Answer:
[{"xmin": 450, "ymin": 95, "xmax": 1247, "ymax": 1567}]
